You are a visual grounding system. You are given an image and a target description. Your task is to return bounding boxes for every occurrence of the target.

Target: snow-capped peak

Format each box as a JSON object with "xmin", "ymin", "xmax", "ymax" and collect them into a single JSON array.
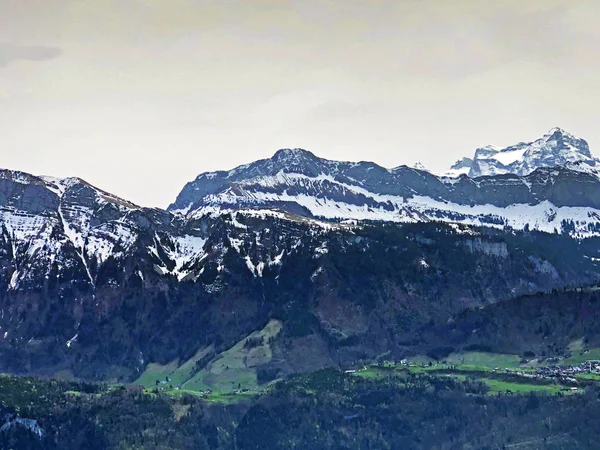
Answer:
[
  {"xmin": 543, "ymin": 126, "xmax": 576, "ymax": 141},
  {"xmin": 443, "ymin": 127, "xmax": 596, "ymax": 178}
]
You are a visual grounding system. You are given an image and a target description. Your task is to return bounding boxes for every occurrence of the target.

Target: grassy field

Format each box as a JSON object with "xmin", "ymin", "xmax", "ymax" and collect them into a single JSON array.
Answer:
[
  {"xmin": 135, "ymin": 342, "xmax": 600, "ymax": 404},
  {"xmin": 135, "ymin": 360, "xmax": 180, "ymax": 387},
  {"xmin": 408, "ymin": 355, "xmax": 437, "ymax": 366},
  {"xmin": 575, "ymin": 373, "xmax": 600, "ymax": 381},
  {"xmin": 568, "ymin": 338, "xmax": 585, "ymax": 353},
  {"xmin": 409, "ymin": 348, "xmax": 600, "ymax": 370},
  {"xmin": 160, "ymin": 387, "xmax": 259, "ymax": 404},
  {"xmin": 352, "ymin": 364, "xmax": 570, "ymax": 396},
  {"xmin": 561, "ymin": 348, "xmax": 600, "ymax": 366},
  {"xmin": 444, "ymin": 352, "xmax": 522, "ymax": 368},
  {"xmin": 183, "ymin": 319, "xmax": 282, "ymax": 392},
  {"xmin": 482, "ymin": 378, "xmax": 567, "ymax": 396},
  {"xmin": 134, "ymin": 345, "xmax": 214, "ymax": 389},
  {"xmin": 134, "ymin": 319, "xmax": 282, "ymax": 400},
  {"xmin": 353, "ymin": 366, "xmax": 401, "ymax": 380}
]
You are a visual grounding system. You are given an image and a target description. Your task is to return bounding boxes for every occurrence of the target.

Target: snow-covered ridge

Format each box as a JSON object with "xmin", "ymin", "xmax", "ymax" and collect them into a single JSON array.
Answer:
[
  {"xmin": 169, "ymin": 148, "xmax": 431, "ymax": 213},
  {"xmin": 195, "ymin": 176, "xmax": 600, "ymax": 238},
  {"xmin": 149, "ymin": 233, "xmax": 208, "ymax": 281}
]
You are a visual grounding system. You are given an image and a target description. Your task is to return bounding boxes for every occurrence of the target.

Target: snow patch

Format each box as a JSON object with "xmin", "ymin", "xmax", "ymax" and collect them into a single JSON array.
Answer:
[
  {"xmin": 245, "ymin": 255, "xmax": 265, "ymax": 277},
  {"xmin": 491, "ymin": 148, "xmax": 528, "ymax": 166},
  {"xmin": 66, "ymin": 333, "xmax": 78, "ymax": 348}
]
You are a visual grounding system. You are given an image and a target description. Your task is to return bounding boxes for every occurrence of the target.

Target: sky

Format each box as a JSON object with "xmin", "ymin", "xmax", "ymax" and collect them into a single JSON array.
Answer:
[{"xmin": 1, "ymin": 0, "xmax": 600, "ymax": 207}]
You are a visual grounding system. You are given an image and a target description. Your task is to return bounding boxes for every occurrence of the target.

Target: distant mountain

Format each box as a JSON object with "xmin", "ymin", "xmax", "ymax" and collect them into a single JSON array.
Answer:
[
  {"xmin": 412, "ymin": 162, "xmax": 428, "ymax": 171},
  {"xmin": 170, "ymin": 142, "xmax": 600, "ymax": 238},
  {"xmin": 445, "ymin": 127, "xmax": 598, "ymax": 178},
  {"xmin": 443, "ymin": 157, "xmax": 473, "ymax": 177}
]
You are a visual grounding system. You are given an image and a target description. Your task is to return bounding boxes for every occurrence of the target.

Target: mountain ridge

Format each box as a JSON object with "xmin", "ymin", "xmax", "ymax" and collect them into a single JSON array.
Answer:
[
  {"xmin": 169, "ymin": 129, "xmax": 600, "ymax": 238},
  {"xmin": 3, "ymin": 127, "xmax": 600, "ymax": 241}
]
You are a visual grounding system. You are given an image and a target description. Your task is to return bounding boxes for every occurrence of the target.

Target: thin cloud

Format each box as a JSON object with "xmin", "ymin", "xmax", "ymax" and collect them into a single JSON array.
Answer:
[{"xmin": 0, "ymin": 43, "xmax": 62, "ymax": 67}]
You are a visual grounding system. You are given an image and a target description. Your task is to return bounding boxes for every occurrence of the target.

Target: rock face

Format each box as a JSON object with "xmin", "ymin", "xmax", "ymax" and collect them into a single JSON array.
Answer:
[
  {"xmin": 445, "ymin": 157, "xmax": 473, "ymax": 177},
  {"xmin": 447, "ymin": 127, "xmax": 598, "ymax": 178}
]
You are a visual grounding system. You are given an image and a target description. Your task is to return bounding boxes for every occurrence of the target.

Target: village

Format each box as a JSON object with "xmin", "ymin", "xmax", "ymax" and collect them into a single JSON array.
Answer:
[
  {"xmin": 520, "ymin": 360, "xmax": 600, "ymax": 382},
  {"xmin": 340, "ymin": 355, "xmax": 600, "ymax": 396},
  {"xmin": 395, "ymin": 357, "xmax": 600, "ymax": 381}
]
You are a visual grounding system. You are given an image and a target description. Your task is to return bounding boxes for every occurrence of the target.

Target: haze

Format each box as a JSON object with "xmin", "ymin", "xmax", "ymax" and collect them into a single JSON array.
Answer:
[{"xmin": 1, "ymin": 0, "xmax": 599, "ymax": 207}]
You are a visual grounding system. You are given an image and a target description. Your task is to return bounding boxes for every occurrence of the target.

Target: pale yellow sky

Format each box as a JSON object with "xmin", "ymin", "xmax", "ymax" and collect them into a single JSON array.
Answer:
[{"xmin": 1, "ymin": 0, "xmax": 599, "ymax": 206}]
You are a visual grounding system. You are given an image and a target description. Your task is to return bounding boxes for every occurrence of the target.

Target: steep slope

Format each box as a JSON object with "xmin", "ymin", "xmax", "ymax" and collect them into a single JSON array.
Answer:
[
  {"xmin": 446, "ymin": 127, "xmax": 598, "ymax": 178},
  {"xmin": 0, "ymin": 171, "xmax": 143, "ymax": 292}
]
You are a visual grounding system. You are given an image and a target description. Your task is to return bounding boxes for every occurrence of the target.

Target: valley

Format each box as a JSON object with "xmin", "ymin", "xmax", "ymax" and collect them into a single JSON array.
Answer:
[{"xmin": 133, "ymin": 345, "xmax": 600, "ymax": 404}]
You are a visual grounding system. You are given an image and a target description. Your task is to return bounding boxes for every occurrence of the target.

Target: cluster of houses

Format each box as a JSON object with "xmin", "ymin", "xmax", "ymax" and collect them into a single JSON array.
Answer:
[
  {"xmin": 497, "ymin": 367, "xmax": 578, "ymax": 385},
  {"xmin": 478, "ymin": 361, "xmax": 600, "ymax": 392},
  {"xmin": 503, "ymin": 360, "xmax": 600, "ymax": 382}
]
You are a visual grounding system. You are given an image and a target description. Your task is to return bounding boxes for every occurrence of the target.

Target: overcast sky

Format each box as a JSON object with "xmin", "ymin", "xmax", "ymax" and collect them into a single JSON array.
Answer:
[{"xmin": 1, "ymin": 0, "xmax": 599, "ymax": 207}]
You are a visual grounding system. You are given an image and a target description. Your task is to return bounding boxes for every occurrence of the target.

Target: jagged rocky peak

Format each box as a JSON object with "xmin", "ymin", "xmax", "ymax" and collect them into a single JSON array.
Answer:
[
  {"xmin": 451, "ymin": 157, "xmax": 474, "ymax": 170},
  {"xmin": 543, "ymin": 127, "xmax": 591, "ymax": 157},
  {"xmin": 272, "ymin": 147, "xmax": 317, "ymax": 162},
  {"xmin": 168, "ymin": 148, "xmax": 338, "ymax": 213},
  {"xmin": 441, "ymin": 157, "xmax": 473, "ymax": 177},
  {"xmin": 445, "ymin": 127, "xmax": 596, "ymax": 178},
  {"xmin": 207, "ymin": 148, "xmax": 330, "ymax": 181},
  {"xmin": 268, "ymin": 147, "xmax": 331, "ymax": 176}
]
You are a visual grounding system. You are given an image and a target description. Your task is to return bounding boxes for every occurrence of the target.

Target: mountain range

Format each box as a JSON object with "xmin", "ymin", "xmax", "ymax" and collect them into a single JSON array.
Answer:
[
  {"xmin": 171, "ymin": 127, "xmax": 600, "ymax": 238},
  {"xmin": 2, "ymin": 127, "xmax": 600, "ymax": 383}
]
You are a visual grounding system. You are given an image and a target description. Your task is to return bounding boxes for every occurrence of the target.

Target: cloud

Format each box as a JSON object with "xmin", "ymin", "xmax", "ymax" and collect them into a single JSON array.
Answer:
[{"xmin": 0, "ymin": 43, "xmax": 62, "ymax": 67}]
